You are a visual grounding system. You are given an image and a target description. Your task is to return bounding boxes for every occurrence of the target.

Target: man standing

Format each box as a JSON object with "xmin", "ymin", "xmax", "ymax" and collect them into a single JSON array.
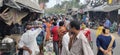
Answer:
[
  {"xmin": 104, "ymin": 18, "xmax": 111, "ymax": 28},
  {"xmin": 69, "ymin": 20, "xmax": 94, "ymax": 55},
  {"xmin": 58, "ymin": 21, "xmax": 67, "ymax": 54},
  {"xmin": 51, "ymin": 22, "xmax": 59, "ymax": 55},
  {"xmin": 36, "ymin": 21, "xmax": 45, "ymax": 55},
  {"xmin": 18, "ymin": 23, "xmax": 42, "ymax": 55}
]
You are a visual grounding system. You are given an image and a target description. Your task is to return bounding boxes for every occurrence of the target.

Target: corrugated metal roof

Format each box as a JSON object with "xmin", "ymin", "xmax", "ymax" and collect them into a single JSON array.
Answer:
[
  {"xmin": 15, "ymin": 0, "xmax": 43, "ymax": 13},
  {"xmin": 4, "ymin": 0, "xmax": 21, "ymax": 9},
  {"xmin": 2, "ymin": 0, "xmax": 43, "ymax": 13},
  {"xmin": 92, "ymin": 4, "xmax": 120, "ymax": 12},
  {"xmin": 84, "ymin": 4, "xmax": 120, "ymax": 12}
]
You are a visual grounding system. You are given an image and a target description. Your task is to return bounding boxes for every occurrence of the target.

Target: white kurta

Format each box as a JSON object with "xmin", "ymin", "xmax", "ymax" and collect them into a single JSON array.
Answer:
[
  {"xmin": 18, "ymin": 28, "xmax": 42, "ymax": 55},
  {"xmin": 61, "ymin": 32, "xmax": 70, "ymax": 55}
]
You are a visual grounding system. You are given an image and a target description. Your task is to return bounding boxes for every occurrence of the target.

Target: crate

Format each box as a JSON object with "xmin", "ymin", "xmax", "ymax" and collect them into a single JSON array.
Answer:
[{"xmin": 0, "ymin": 42, "xmax": 16, "ymax": 55}]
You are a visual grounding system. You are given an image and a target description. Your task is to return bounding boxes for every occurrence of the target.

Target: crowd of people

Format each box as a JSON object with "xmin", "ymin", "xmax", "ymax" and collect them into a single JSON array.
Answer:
[
  {"xmin": 17, "ymin": 15, "xmax": 95, "ymax": 55},
  {"xmin": 17, "ymin": 14, "xmax": 118, "ymax": 55}
]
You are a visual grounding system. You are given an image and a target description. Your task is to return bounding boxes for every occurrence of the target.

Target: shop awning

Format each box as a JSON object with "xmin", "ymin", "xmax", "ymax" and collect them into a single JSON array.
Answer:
[
  {"xmin": 4, "ymin": 0, "xmax": 21, "ymax": 9},
  {"xmin": 3, "ymin": 0, "xmax": 43, "ymax": 13},
  {"xmin": 84, "ymin": 4, "xmax": 120, "ymax": 12},
  {"xmin": 15, "ymin": 0, "xmax": 43, "ymax": 13},
  {"xmin": 92, "ymin": 4, "xmax": 120, "ymax": 12},
  {"xmin": 0, "ymin": 8, "xmax": 28, "ymax": 25}
]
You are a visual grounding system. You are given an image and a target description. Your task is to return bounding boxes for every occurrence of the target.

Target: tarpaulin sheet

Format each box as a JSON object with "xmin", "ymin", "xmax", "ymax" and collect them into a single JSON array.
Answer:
[
  {"xmin": 0, "ymin": 8, "xmax": 28, "ymax": 25},
  {"xmin": 15, "ymin": 0, "xmax": 43, "ymax": 13}
]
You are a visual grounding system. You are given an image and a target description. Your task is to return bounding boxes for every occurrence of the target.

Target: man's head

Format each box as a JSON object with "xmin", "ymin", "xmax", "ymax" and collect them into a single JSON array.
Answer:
[
  {"xmin": 69, "ymin": 20, "xmax": 80, "ymax": 34},
  {"xmin": 99, "ymin": 23, "xmax": 103, "ymax": 26},
  {"xmin": 81, "ymin": 22, "xmax": 86, "ymax": 29},
  {"xmin": 59, "ymin": 21, "xmax": 64, "ymax": 26},
  {"xmin": 102, "ymin": 27, "xmax": 110, "ymax": 34},
  {"xmin": 52, "ymin": 22, "xmax": 57, "ymax": 26},
  {"xmin": 26, "ymin": 22, "xmax": 33, "ymax": 30},
  {"xmin": 81, "ymin": 22, "xmax": 85, "ymax": 25},
  {"xmin": 36, "ymin": 21, "xmax": 42, "ymax": 27},
  {"xmin": 42, "ymin": 19, "xmax": 46, "ymax": 23}
]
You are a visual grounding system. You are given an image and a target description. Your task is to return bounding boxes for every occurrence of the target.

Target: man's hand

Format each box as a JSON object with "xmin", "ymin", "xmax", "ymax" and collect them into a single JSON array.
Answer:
[
  {"xmin": 28, "ymin": 49, "xmax": 32, "ymax": 55},
  {"xmin": 99, "ymin": 47, "xmax": 108, "ymax": 55},
  {"xmin": 103, "ymin": 50, "xmax": 109, "ymax": 55},
  {"xmin": 22, "ymin": 46, "xmax": 32, "ymax": 54},
  {"xmin": 107, "ymin": 48, "xmax": 112, "ymax": 52}
]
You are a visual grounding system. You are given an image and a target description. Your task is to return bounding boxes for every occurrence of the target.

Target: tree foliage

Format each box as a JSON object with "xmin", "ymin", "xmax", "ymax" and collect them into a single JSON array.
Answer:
[{"xmin": 45, "ymin": 0, "xmax": 82, "ymax": 14}]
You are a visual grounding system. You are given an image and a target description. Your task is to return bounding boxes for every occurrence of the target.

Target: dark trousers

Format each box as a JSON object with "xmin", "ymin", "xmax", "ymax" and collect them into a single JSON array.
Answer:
[{"xmin": 53, "ymin": 41, "xmax": 59, "ymax": 55}]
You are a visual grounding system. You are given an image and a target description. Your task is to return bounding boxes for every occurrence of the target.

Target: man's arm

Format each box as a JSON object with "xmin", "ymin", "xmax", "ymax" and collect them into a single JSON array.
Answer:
[
  {"xmin": 18, "ymin": 34, "xmax": 32, "ymax": 54},
  {"xmin": 22, "ymin": 46, "xmax": 32, "ymax": 54},
  {"xmin": 96, "ymin": 36, "xmax": 105, "ymax": 52},
  {"xmin": 33, "ymin": 26, "xmax": 42, "ymax": 38},
  {"xmin": 107, "ymin": 35, "xmax": 116, "ymax": 52}
]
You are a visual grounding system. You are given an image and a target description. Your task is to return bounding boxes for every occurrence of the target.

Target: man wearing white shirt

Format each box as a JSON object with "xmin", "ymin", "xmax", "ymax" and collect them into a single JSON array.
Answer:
[
  {"xmin": 61, "ymin": 32, "xmax": 70, "ymax": 55},
  {"xmin": 68, "ymin": 20, "xmax": 94, "ymax": 55},
  {"xmin": 18, "ymin": 23, "xmax": 42, "ymax": 55}
]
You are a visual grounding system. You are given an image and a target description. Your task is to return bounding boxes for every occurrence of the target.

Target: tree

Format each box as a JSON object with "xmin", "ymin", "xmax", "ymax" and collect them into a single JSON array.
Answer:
[
  {"xmin": 45, "ymin": 0, "xmax": 82, "ymax": 14},
  {"xmin": 54, "ymin": 4, "xmax": 62, "ymax": 9}
]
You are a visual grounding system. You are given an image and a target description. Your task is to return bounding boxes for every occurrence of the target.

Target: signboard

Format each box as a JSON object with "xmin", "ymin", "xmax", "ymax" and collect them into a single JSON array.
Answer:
[
  {"xmin": 108, "ymin": 0, "xmax": 112, "ymax": 4},
  {"xmin": 118, "ymin": 9, "xmax": 120, "ymax": 14}
]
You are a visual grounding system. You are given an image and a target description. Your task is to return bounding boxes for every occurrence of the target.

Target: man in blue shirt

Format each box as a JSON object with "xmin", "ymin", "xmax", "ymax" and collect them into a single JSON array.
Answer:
[{"xmin": 104, "ymin": 18, "xmax": 111, "ymax": 28}]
